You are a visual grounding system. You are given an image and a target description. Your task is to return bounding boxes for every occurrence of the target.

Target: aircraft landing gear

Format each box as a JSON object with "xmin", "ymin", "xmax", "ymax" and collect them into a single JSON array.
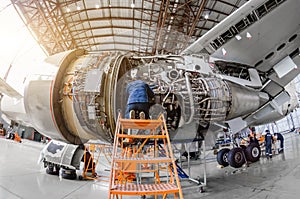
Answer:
[
  {"xmin": 217, "ymin": 144, "xmax": 261, "ymax": 168},
  {"xmin": 216, "ymin": 128, "xmax": 261, "ymax": 168}
]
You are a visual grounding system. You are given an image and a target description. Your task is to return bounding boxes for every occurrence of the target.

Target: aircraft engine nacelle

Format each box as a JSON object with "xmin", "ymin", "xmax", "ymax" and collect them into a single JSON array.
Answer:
[{"xmin": 22, "ymin": 49, "xmax": 133, "ymax": 144}]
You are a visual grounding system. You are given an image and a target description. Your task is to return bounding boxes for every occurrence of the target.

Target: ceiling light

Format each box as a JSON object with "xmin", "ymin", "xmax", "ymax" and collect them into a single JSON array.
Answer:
[
  {"xmin": 95, "ymin": 4, "xmax": 100, "ymax": 9},
  {"xmin": 204, "ymin": 13, "xmax": 209, "ymax": 19},
  {"xmin": 235, "ymin": 35, "xmax": 242, "ymax": 41},
  {"xmin": 77, "ymin": 6, "xmax": 81, "ymax": 10},
  {"xmin": 66, "ymin": 7, "xmax": 71, "ymax": 12},
  {"xmin": 246, "ymin": 32, "xmax": 252, "ymax": 39},
  {"xmin": 131, "ymin": 3, "xmax": 135, "ymax": 8},
  {"xmin": 222, "ymin": 48, "xmax": 227, "ymax": 56}
]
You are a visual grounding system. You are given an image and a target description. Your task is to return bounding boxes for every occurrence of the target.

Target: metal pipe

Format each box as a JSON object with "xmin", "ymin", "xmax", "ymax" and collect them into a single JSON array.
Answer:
[{"xmin": 185, "ymin": 74, "xmax": 194, "ymax": 124}]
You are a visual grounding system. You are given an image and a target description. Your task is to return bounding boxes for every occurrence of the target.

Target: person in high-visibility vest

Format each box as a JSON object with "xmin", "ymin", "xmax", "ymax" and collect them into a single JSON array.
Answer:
[{"xmin": 249, "ymin": 130, "xmax": 259, "ymax": 144}]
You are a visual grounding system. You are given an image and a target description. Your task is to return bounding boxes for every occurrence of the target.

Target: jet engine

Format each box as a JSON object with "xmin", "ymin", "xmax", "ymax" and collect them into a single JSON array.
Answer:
[{"xmin": 1, "ymin": 49, "xmax": 271, "ymax": 145}]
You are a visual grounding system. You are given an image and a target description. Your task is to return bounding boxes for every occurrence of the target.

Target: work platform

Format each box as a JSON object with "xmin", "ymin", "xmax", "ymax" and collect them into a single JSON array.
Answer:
[
  {"xmin": 108, "ymin": 114, "xmax": 183, "ymax": 198},
  {"xmin": 1, "ymin": 132, "xmax": 300, "ymax": 198}
]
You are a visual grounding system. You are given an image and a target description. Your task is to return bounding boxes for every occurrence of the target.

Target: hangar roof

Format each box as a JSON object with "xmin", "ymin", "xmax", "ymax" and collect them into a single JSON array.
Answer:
[{"xmin": 11, "ymin": 0, "xmax": 248, "ymax": 56}]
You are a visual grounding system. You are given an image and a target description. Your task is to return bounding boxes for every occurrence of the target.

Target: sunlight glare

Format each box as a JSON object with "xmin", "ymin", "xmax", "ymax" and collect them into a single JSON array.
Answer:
[{"xmin": 0, "ymin": 1, "xmax": 46, "ymax": 92}]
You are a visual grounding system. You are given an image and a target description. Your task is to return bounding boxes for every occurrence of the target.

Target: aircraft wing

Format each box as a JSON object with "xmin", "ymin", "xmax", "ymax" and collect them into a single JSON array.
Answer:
[
  {"xmin": 183, "ymin": 0, "xmax": 300, "ymax": 97},
  {"xmin": 181, "ymin": 0, "xmax": 299, "ymax": 68},
  {"xmin": 181, "ymin": 0, "xmax": 300, "ymax": 133},
  {"xmin": 182, "ymin": 0, "xmax": 264, "ymax": 59},
  {"xmin": 0, "ymin": 77, "xmax": 23, "ymax": 99}
]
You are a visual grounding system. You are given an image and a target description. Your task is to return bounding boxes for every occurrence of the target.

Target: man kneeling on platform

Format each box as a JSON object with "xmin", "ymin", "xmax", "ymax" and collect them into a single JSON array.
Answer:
[{"xmin": 125, "ymin": 79, "xmax": 155, "ymax": 120}]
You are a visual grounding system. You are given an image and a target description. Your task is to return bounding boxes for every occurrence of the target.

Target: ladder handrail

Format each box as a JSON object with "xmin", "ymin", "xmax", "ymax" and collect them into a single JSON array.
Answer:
[{"xmin": 108, "ymin": 112, "xmax": 121, "ymax": 191}]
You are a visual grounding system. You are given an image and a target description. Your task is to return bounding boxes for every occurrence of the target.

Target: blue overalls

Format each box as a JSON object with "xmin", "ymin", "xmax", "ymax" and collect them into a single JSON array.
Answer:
[
  {"xmin": 274, "ymin": 133, "xmax": 284, "ymax": 152},
  {"xmin": 125, "ymin": 80, "xmax": 155, "ymax": 119},
  {"xmin": 265, "ymin": 132, "xmax": 274, "ymax": 158}
]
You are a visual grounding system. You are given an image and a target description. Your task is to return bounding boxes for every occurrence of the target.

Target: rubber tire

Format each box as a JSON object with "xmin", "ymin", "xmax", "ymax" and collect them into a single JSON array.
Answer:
[
  {"xmin": 61, "ymin": 169, "xmax": 77, "ymax": 180},
  {"xmin": 228, "ymin": 148, "xmax": 246, "ymax": 168},
  {"xmin": 217, "ymin": 148, "xmax": 230, "ymax": 167},
  {"xmin": 46, "ymin": 165, "xmax": 59, "ymax": 175},
  {"xmin": 245, "ymin": 143, "xmax": 261, "ymax": 162}
]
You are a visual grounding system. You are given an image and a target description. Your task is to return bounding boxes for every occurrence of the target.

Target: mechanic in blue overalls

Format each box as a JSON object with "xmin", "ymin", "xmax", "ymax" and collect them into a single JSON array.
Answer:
[
  {"xmin": 125, "ymin": 79, "xmax": 155, "ymax": 119},
  {"xmin": 274, "ymin": 132, "xmax": 284, "ymax": 153},
  {"xmin": 265, "ymin": 130, "xmax": 274, "ymax": 158}
]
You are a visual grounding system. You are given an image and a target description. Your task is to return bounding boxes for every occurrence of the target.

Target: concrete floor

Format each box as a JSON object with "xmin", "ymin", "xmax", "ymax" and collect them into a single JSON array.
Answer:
[{"xmin": 0, "ymin": 132, "xmax": 300, "ymax": 199}]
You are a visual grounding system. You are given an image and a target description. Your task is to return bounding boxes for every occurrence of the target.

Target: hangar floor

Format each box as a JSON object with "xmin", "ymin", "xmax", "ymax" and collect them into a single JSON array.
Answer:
[{"xmin": 0, "ymin": 132, "xmax": 300, "ymax": 199}]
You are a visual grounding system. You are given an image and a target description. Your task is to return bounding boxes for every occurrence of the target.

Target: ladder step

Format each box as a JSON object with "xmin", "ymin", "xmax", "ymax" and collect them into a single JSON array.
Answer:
[
  {"xmin": 117, "ymin": 134, "xmax": 167, "ymax": 139},
  {"xmin": 114, "ymin": 157, "xmax": 172, "ymax": 163},
  {"xmin": 110, "ymin": 183, "xmax": 179, "ymax": 195},
  {"xmin": 119, "ymin": 119, "xmax": 163, "ymax": 130}
]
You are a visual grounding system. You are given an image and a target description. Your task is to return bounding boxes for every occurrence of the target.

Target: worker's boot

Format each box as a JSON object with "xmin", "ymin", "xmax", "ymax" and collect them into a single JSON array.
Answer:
[
  {"xmin": 129, "ymin": 110, "xmax": 135, "ymax": 119},
  {"xmin": 139, "ymin": 112, "xmax": 145, "ymax": 120}
]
